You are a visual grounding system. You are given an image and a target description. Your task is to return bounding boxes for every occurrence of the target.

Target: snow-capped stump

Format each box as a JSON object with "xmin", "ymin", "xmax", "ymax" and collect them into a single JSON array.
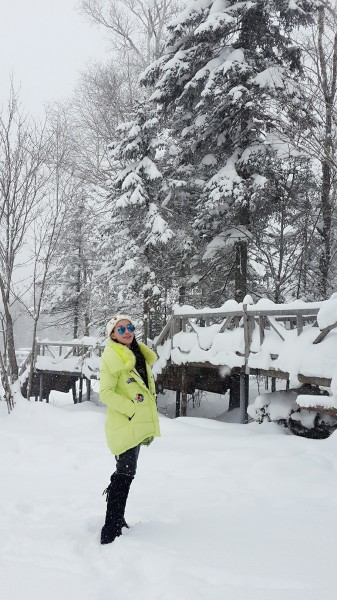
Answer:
[{"xmin": 248, "ymin": 385, "xmax": 336, "ymax": 439}]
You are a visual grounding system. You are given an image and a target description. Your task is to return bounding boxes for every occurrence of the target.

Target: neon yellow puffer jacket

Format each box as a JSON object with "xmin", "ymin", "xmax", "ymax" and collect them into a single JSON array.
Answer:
[{"xmin": 99, "ymin": 339, "xmax": 160, "ymax": 455}]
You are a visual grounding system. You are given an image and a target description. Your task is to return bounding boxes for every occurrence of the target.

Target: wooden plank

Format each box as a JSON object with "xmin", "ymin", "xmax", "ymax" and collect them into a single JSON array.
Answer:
[
  {"xmin": 173, "ymin": 308, "xmax": 320, "ymax": 319},
  {"xmin": 173, "ymin": 310, "xmax": 243, "ymax": 319},
  {"xmin": 258, "ymin": 316, "xmax": 265, "ymax": 345},
  {"xmin": 243, "ymin": 305, "xmax": 250, "ymax": 375},
  {"xmin": 218, "ymin": 316, "xmax": 233, "ymax": 333},
  {"xmin": 313, "ymin": 320, "xmax": 337, "ymax": 344},
  {"xmin": 248, "ymin": 368, "xmax": 290, "ymax": 380},
  {"xmin": 154, "ymin": 316, "xmax": 173, "ymax": 348},
  {"xmin": 239, "ymin": 372, "xmax": 249, "ymax": 423},
  {"xmin": 302, "ymin": 405, "xmax": 337, "ymax": 416},
  {"xmin": 297, "ymin": 374, "xmax": 331, "ymax": 387},
  {"xmin": 180, "ymin": 366, "xmax": 187, "ymax": 416},
  {"xmin": 63, "ymin": 347, "xmax": 77, "ymax": 359},
  {"xmin": 265, "ymin": 316, "xmax": 285, "ymax": 341},
  {"xmin": 297, "ymin": 314, "xmax": 303, "ymax": 336},
  {"xmin": 247, "ymin": 307, "xmax": 320, "ymax": 317}
]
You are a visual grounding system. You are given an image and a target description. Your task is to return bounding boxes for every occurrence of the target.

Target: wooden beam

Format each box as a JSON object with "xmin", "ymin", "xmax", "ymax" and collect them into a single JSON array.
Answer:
[
  {"xmin": 303, "ymin": 405, "xmax": 337, "ymax": 416},
  {"xmin": 297, "ymin": 374, "xmax": 331, "ymax": 387},
  {"xmin": 154, "ymin": 316, "xmax": 173, "ymax": 348},
  {"xmin": 180, "ymin": 367, "xmax": 187, "ymax": 416},
  {"xmin": 297, "ymin": 314, "xmax": 303, "ymax": 336},
  {"xmin": 173, "ymin": 311, "xmax": 243, "ymax": 319},
  {"xmin": 218, "ymin": 315, "xmax": 234, "ymax": 333},
  {"xmin": 265, "ymin": 316, "xmax": 285, "ymax": 341},
  {"xmin": 247, "ymin": 307, "xmax": 320, "ymax": 317},
  {"xmin": 239, "ymin": 372, "xmax": 249, "ymax": 423},
  {"xmin": 39, "ymin": 373, "xmax": 43, "ymax": 402},
  {"xmin": 175, "ymin": 391, "xmax": 181, "ymax": 418},
  {"xmin": 257, "ymin": 316, "xmax": 265, "ymax": 345},
  {"xmin": 313, "ymin": 320, "xmax": 337, "ymax": 344}
]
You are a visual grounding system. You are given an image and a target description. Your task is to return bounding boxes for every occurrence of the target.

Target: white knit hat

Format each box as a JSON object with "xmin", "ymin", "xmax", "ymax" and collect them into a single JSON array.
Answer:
[{"xmin": 106, "ymin": 314, "xmax": 133, "ymax": 337}]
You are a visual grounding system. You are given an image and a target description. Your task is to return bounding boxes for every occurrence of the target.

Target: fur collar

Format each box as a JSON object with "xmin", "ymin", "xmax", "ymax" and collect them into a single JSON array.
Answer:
[{"xmin": 104, "ymin": 339, "xmax": 157, "ymax": 373}]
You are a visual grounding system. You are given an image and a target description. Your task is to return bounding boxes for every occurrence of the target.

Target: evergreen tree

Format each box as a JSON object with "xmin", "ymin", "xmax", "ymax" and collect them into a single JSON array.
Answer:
[
  {"xmin": 143, "ymin": 0, "xmax": 317, "ymax": 302},
  {"xmin": 99, "ymin": 103, "xmax": 174, "ymax": 339}
]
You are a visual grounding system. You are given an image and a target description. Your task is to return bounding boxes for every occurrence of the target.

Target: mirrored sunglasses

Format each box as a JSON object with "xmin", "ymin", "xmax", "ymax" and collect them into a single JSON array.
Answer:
[{"xmin": 116, "ymin": 324, "xmax": 136, "ymax": 335}]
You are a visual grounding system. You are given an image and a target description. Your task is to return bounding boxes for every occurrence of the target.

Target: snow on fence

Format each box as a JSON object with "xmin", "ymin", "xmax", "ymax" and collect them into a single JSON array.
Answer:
[
  {"xmin": 153, "ymin": 297, "xmax": 337, "ymax": 412},
  {"xmin": 16, "ymin": 296, "xmax": 337, "ymax": 413},
  {"xmin": 19, "ymin": 338, "xmax": 105, "ymax": 382}
]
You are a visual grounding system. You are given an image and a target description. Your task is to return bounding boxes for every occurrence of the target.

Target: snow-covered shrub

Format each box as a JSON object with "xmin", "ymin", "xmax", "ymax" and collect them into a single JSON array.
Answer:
[{"xmin": 248, "ymin": 385, "xmax": 337, "ymax": 439}]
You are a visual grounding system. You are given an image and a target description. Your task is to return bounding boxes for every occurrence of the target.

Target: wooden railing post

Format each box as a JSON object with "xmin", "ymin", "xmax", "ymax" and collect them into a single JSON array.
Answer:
[
  {"xmin": 259, "ymin": 316, "xmax": 265, "ymax": 346},
  {"xmin": 239, "ymin": 371, "xmax": 249, "ymax": 423},
  {"xmin": 175, "ymin": 390, "xmax": 181, "ymax": 418},
  {"xmin": 243, "ymin": 304, "xmax": 250, "ymax": 375},
  {"xmin": 297, "ymin": 314, "xmax": 303, "ymax": 336},
  {"xmin": 180, "ymin": 366, "xmax": 187, "ymax": 417}
]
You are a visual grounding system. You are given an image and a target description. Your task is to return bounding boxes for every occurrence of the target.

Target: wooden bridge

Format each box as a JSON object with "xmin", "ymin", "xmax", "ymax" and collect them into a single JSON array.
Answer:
[
  {"xmin": 19, "ymin": 339, "xmax": 104, "ymax": 402},
  {"xmin": 152, "ymin": 300, "xmax": 337, "ymax": 421}
]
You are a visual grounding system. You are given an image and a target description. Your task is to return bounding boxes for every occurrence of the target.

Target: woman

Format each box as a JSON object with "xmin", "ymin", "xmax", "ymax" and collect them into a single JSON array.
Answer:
[{"xmin": 99, "ymin": 314, "xmax": 160, "ymax": 544}]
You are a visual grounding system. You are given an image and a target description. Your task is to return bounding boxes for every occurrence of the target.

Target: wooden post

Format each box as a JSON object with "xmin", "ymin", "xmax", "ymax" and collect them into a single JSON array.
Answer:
[
  {"xmin": 86, "ymin": 378, "xmax": 91, "ymax": 401},
  {"xmin": 259, "ymin": 316, "xmax": 265, "ymax": 346},
  {"xmin": 228, "ymin": 373, "xmax": 240, "ymax": 411},
  {"xmin": 175, "ymin": 391, "xmax": 181, "ymax": 418},
  {"xmin": 72, "ymin": 381, "xmax": 77, "ymax": 404},
  {"xmin": 180, "ymin": 367, "xmax": 187, "ymax": 417},
  {"xmin": 239, "ymin": 372, "xmax": 249, "ymax": 423},
  {"xmin": 297, "ymin": 314, "xmax": 303, "ymax": 336},
  {"xmin": 39, "ymin": 373, "xmax": 43, "ymax": 402},
  {"xmin": 79, "ymin": 377, "xmax": 83, "ymax": 403},
  {"xmin": 243, "ymin": 304, "xmax": 251, "ymax": 375}
]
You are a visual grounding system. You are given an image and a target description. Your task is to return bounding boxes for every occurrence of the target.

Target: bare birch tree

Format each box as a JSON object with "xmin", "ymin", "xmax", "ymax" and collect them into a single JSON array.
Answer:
[
  {"xmin": 0, "ymin": 87, "xmax": 49, "ymax": 381},
  {"xmin": 80, "ymin": 0, "xmax": 180, "ymax": 68},
  {"xmin": 21, "ymin": 108, "xmax": 77, "ymax": 400},
  {"xmin": 299, "ymin": 2, "xmax": 337, "ymax": 296}
]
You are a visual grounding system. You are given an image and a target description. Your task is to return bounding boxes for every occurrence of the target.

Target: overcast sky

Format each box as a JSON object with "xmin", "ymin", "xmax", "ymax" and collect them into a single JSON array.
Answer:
[{"xmin": 0, "ymin": 0, "xmax": 109, "ymax": 115}]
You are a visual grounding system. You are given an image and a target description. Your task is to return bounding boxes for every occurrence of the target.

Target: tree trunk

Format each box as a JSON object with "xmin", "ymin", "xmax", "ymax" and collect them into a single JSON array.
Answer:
[
  {"xmin": 26, "ymin": 321, "xmax": 39, "ymax": 400},
  {"xmin": 73, "ymin": 262, "xmax": 81, "ymax": 338},
  {"xmin": 319, "ymin": 158, "xmax": 332, "ymax": 297},
  {"xmin": 0, "ymin": 350, "xmax": 14, "ymax": 412},
  {"xmin": 234, "ymin": 200, "xmax": 249, "ymax": 302},
  {"xmin": 0, "ymin": 283, "xmax": 18, "ymax": 380},
  {"xmin": 317, "ymin": 5, "xmax": 337, "ymax": 298},
  {"xmin": 143, "ymin": 290, "xmax": 150, "ymax": 344}
]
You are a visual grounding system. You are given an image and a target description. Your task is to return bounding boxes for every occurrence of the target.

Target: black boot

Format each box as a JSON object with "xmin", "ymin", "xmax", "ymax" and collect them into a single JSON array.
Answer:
[{"xmin": 100, "ymin": 473, "xmax": 133, "ymax": 545}]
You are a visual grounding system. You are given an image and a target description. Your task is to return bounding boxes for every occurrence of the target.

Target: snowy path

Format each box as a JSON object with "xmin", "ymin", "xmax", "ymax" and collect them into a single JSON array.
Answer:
[{"xmin": 0, "ymin": 398, "xmax": 336, "ymax": 600}]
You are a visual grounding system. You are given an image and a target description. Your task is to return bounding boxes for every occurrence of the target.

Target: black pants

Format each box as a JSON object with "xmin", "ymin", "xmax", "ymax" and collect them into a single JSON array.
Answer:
[{"xmin": 115, "ymin": 445, "xmax": 140, "ymax": 478}]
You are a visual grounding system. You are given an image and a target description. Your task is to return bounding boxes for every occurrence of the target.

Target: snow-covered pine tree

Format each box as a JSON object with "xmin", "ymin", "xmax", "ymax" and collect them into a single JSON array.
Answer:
[
  {"xmin": 142, "ymin": 0, "xmax": 317, "ymax": 302},
  {"xmin": 102, "ymin": 103, "xmax": 174, "ymax": 340}
]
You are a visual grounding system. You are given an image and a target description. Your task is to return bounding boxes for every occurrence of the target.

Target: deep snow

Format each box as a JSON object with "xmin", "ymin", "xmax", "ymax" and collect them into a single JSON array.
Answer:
[{"xmin": 1, "ymin": 392, "xmax": 337, "ymax": 600}]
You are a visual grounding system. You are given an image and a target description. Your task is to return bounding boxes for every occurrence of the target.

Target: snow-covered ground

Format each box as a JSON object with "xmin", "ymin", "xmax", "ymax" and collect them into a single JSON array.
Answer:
[{"xmin": 1, "ymin": 392, "xmax": 336, "ymax": 600}]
